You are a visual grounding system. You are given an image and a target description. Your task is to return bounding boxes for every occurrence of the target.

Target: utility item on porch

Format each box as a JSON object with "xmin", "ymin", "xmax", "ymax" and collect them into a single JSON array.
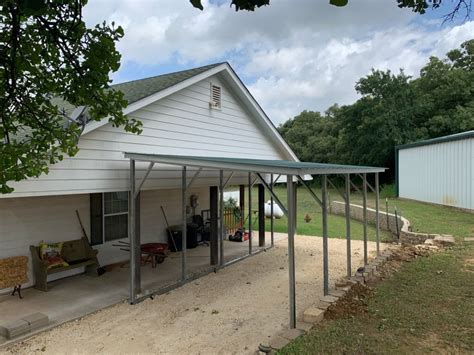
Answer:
[
  {"xmin": 167, "ymin": 224, "xmax": 199, "ymax": 252},
  {"xmin": 0, "ymin": 256, "xmax": 28, "ymax": 299},
  {"xmin": 113, "ymin": 241, "xmax": 169, "ymax": 268},
  {"xmin": 75, "ymin": 210, "xmax": 106, "ymax": 276},
  {"xmin": 228, "ymin": 229, "xmax": 249, "ymax": 242},
  {"xmin": 264, "ymin": 200, "xmax": 284, "ymax": 219},
  {"xmin": 30, "ymin": 236, "xmax": 99, "ymax": 292},
  {"xmin": 192, "ymin": 214, "xmax": 210, "ymax": 244}
]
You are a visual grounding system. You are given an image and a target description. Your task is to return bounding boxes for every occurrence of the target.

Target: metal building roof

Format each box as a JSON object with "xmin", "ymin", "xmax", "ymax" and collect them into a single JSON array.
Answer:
[
  {"xmin": 396, "ymin": 130, "xmax": 474, "ymax": 150},
  {"xmin": 124, "ymin": 153, "xmax": 386, "ymax": 175}
]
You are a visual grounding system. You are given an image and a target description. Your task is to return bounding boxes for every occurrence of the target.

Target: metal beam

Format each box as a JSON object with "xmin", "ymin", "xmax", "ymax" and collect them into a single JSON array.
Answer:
[
  {"xmin": 345, "ymin": 174, "xmax": 351, "ymax": 279},
  {"xmin": 223, "ymin": 171, "xmax": 234, "ymax": 188},
  {"xmin": 296, "ymin": 175, "xmax": 323, "ymax": 208},
  {"xmin": 287, "ymin": 175, "xmax": 296, "ymax": 329},
  {"xmin": 258, "ymin": 184, "xmax": 265, "ymax": 247},
  {"xmin": 375, "ymin": 172, "xmax": 380, "ymax": 256},
  {"xmin": 250, "ymin": 176, "xmax": 258, "ymax": 188},
  {"xmin": 270, "ymin": 174, "xmax": 274, "ymax": 247},
  {"xmin": 248, "ymin": 172, "xmax": 253, "ymax": 255},
  {"xmin": 134, "ymin": 162, "xmax": 154, "ymax": 198},
  {"xmin": 349, "ymin": 180, "xmax": 361, "ymax": 194},
  {"xmin": 358, "ymin": 173, "xmax": 376, "ymax": 193},
  {"xmin": 219, "ymin": 170, "xmax": 224, "ymax": 266},
  {"xmin": 362, "ymin": 173, "xmax": 368, "ymax": 265},
  {"xmin": 255, "ymin": 173, "xmax": 288, "ymax": 216},
  {"xmin": 322, "ymin": 175, "xmax": 329, "ymax": 296},
  {"xmin": 181, "ymin": 166, "xmax": 187, "ymax": 281},
  {"xmin": 129, "ymin": 159, "xmax": 140, "ymax": 303},
  {"xmin": 186, "ymin": 168, "xmax": 202, "ymax": 189},
  {"xmin": 327, "ymin": 177, "xmax": 346, "ymax": 202}
]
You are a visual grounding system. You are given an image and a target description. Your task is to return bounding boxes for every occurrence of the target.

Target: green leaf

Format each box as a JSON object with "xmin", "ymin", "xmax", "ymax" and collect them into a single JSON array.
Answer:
[
  {"xmin": 189, "ymin": 0, "xmax": 204, "ymax": 10},
  {"xmin": 329, "ymin": 0, "xmax": 349, "ymax": 6}
]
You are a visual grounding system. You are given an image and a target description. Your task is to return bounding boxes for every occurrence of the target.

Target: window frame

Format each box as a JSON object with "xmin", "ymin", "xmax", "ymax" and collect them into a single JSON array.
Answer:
[{"xmin": 101, "ymin": 191, "xmax": 129, "ymax": 244}]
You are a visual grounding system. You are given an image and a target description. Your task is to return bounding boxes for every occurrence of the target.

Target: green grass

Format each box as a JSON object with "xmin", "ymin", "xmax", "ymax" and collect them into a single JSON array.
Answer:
[
  {"xmin": 279, "ymin": 242, "xmax": 474, "ymax": 354},
  {"xmin": 236, "ymin": 185, "xmax": 473, "ymax": 242},
  {"xmin": 237, "ymin": 186, "xmax": 393, "ymax": 242}
]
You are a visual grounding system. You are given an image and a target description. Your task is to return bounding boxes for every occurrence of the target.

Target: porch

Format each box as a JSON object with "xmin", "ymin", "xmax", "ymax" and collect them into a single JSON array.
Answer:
[{"xmin": 0, "ymin": 233, "xmax": 283, "ymax": 344}]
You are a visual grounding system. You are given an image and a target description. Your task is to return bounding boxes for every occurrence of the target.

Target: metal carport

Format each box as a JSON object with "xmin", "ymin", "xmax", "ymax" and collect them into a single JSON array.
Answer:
[{"xmin": 124, "ymin": 153, "xmax": 386, "ymax": 329}]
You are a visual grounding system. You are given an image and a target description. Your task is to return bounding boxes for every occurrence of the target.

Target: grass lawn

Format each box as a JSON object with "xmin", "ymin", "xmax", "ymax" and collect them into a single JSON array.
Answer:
[
  {"xmin": 238, "ymin": 186, "xmax": 393, "ymax": 242},
  {"xmin": 235, "ymin": 185, "xmax": 473, "ymax": 242},
  {"xmin": 278, "ymin": 242, "xmax": 474, "ymax": 354}
]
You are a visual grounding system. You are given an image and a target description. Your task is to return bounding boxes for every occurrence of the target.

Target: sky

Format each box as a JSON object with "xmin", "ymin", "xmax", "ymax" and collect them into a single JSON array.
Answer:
[{"xmin": 83, "ymin": 0, "xmax": 474, "ymax": 125}]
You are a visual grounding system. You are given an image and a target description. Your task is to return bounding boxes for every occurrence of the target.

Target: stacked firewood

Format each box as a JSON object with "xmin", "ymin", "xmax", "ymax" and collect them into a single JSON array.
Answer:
[{"xmin": 0, "ymin": 256, "xmax": 28, "ymax": 289}]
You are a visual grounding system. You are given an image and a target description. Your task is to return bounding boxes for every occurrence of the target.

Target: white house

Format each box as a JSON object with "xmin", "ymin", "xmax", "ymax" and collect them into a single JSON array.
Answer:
[
  {"xmin": 396, "ymin": 130, "xmax": 474, "ymax": 210},
  {"xmin": 0, "ymin": 63, "xmax": 298, "ymax": 290}
]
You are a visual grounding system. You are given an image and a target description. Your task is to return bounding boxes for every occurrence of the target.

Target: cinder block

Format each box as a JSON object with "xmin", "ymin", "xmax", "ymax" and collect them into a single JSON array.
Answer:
[
  {"xmin": 22, "ymin": 313, "xmax": 49, "ymax": 331},
  {"xmin": 269, "ymin": 335, "xmax": 290, "ymax": 350},
  {"xmin": 320, "ymin": 295, "xmax": 338, "ymax": 304},
  {"xmin": 303, "ymin": 307, "xmax": 324, "ymax": 324},
  {"xmin": 296, "ymin": 321, "xmax": 313, "ymax": 332},
  {"xmin": 316, "ymin": 301, "xmax": 330, "ymax": 311},
  {"xmin": 434, "ymin": 235, "xmax": 455, "ymax": 246},
  {"xmin": 329, "ymin": 289, "xmax": 345, "ymax": 298},
  {"xmin": 336, "ymin": 285, "xmax": 351, "ymax": 292},
  {"xmin": 2, "ymin": 319, "xmax": 30, "ymax": 339},
  {"xmin": 278, "ymin": 328, "xmax": 304, "ymax": 340}
]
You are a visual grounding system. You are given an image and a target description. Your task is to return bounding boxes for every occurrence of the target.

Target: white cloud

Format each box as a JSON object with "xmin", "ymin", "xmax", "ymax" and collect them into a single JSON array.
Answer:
[{"xmin": 83, "ymin": 0, "xmax": 474, "ymax": 124}]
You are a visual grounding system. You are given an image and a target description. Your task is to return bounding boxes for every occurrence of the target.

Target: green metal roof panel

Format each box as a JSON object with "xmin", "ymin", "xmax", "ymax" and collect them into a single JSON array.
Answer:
[
  {"xmin": 111, "ymin": 63, "xmax": 224, "ymax": 104},
  {"xmin": 396, "ymin": 130, "xmax": 474, "ymax": 150},
  {"xmin": 123, "ymin": 153, "xmax": 386, "ymax": 175}
]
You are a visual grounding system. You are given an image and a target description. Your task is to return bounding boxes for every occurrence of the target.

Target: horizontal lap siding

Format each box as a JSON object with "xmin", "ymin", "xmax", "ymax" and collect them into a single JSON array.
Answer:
[
  {"xmin": 0, "ymin": 187, "xmax": 209, "ymax": 291},
  {"xmin": 399, "ymin": 137, "xmax": 473, "ymax": 209},
  {"xmin": 4, "ymin": 75, "xmax": 283, "ymax": 198}
]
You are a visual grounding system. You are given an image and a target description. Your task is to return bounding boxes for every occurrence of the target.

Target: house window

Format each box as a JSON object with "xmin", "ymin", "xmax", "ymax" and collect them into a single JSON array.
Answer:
[
  {"xmin": 103, "ymin": 192, "xmax": 129, "ymax": 242},
  {"xmin": 90, "ymin": 191, "xmax": 129, "ymax": 246},
  {"xmin": 210, "ymin": 83, "xmax": 221, "ymax": 109}
]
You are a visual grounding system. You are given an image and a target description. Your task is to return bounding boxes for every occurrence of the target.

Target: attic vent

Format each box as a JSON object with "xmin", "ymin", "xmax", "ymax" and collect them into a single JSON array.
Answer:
[{"xmin": 209, "ymin": 84, "xmax": 221, "ymax": 109}]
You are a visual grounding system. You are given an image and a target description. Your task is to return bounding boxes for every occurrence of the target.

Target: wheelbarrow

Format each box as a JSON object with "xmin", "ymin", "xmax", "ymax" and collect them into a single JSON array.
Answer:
[{"xmin": 113, "ymin": 241, "xmax": 169, "ymax": 268}]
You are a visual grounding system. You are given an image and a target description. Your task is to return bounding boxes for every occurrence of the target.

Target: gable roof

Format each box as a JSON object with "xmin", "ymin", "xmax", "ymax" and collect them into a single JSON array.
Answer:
[
  {"xmin": 82, "ymin": 62, "xmax": 299, "ymax": 161},
  {"xmin": 112, "ymin": 63, "xmax": 223, "ymax": 105}
]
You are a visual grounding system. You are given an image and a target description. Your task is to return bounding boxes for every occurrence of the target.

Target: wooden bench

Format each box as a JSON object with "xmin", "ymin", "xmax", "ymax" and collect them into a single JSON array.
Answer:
[{"xmin": 30, "ymin": 236, "xmax": 99, "ymax": 292}]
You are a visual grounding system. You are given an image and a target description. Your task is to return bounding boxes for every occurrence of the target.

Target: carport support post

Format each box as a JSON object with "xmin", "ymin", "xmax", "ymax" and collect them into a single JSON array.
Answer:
[
  {"xmin": 270, "ymin": 174, "xmax": 274, "ymax": 246},
  {"xmin": 345, "ymin": 174, "xmax": 351, "ymax": 279},
  {"xmin": 219, "ymin": 170, "xmax": 224, "ymax": 266},
  {"xmin": 239, "ymin": 185, "xmax": 245, "ymax": 228},
  {"xmin": 248, "ymin": 172, "xmax": 252, "ymax": 255},
  {"xmin": 375, "ymin": 173, "xmax": 380, "ymax": 256},
  {"xmin": 258, "ymin": 184, "xmax": 265, "ymax": 247},
  {"xmin": 181, "ymin": 166, "xmax": 187, "ymax": 281},
  {"xmin": 287, "ymin": 174, "xmax": 296, "ymax": 329},
  {"xmin": 362, "ymin": 173, "xmax": 368, "ymax": 265},
  {"xmin": 129, "ymin": 159, "xmax": 140, "ymax": 303},
  {"xmin": 322, "ymin": 175, "xmax": 329, "ymax": 296}
]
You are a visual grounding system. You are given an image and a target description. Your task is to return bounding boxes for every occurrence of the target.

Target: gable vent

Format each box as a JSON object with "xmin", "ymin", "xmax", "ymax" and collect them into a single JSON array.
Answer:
[{"xmin": 209, "ymin": 84, "xmax": 221, "ymax": 109}]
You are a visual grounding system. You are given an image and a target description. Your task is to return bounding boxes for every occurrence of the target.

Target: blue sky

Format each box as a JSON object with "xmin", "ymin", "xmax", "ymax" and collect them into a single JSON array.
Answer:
[{"xmin": 84, "ymin": 0, "xmax": 474, "ymax": 124}]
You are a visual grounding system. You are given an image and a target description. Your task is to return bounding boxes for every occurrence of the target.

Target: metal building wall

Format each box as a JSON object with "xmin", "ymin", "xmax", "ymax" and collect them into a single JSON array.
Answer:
[{"xmin": 398, "ymin": 137, "xmax": 473, "ymax": 210}]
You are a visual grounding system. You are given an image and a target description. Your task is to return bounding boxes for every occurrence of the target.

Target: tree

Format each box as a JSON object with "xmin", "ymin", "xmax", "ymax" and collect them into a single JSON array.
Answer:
[
  {"xmin": 0, "ymin": 0, "xmax": 142, "ymax": 193},
  {"xmin": 190, "ymin": 0, "xmax": 472, "ymax": 20},
  {"xmin": 278, "ymin": 39, "xmax": 474, "ymax": 180}
]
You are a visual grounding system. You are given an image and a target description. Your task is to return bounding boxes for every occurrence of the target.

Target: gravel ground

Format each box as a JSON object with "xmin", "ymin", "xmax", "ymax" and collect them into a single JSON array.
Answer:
[{"xmin": 4, "ymin": 234, "xmax": 386, "ymax": 355}]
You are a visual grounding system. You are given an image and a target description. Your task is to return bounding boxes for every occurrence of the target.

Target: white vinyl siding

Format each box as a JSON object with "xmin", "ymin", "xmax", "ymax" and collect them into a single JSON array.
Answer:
[
  {"xmin": 3, "ymin": 75, "xmax": 285, "ymax": 198},
  {"xmin": 0, "ymin": 186, "xmax": 208, "ymax": 291},
  {"xmin": 398, "ymin": 137, "xmax": 473, "ymax": 210}
]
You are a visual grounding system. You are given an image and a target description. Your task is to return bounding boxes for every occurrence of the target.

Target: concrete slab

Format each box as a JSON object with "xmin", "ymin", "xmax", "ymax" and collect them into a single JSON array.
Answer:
[
  {"xmin": 278, "ymin": 328, "xmax": 304, "ymax": 341},
  {"xmin": 269, "ymin": 335, "xmax": 290, "ymax": 350},
  {"xmin": 1, "ymin": 319, "xmax": 30, "ymax": 339},
  {"xmin": 303, "ymin": 307, "xmax": 324, "ymax": 324},
  {"xmin": 22, "ymin": 313, "xmax": 49, "ymax": 331}
]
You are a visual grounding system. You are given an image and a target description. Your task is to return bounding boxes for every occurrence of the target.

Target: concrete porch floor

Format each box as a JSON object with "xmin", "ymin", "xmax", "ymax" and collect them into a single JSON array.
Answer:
[{"xmin": 0, "ymin": 233, "xmax": 283, "ymax": 344}]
